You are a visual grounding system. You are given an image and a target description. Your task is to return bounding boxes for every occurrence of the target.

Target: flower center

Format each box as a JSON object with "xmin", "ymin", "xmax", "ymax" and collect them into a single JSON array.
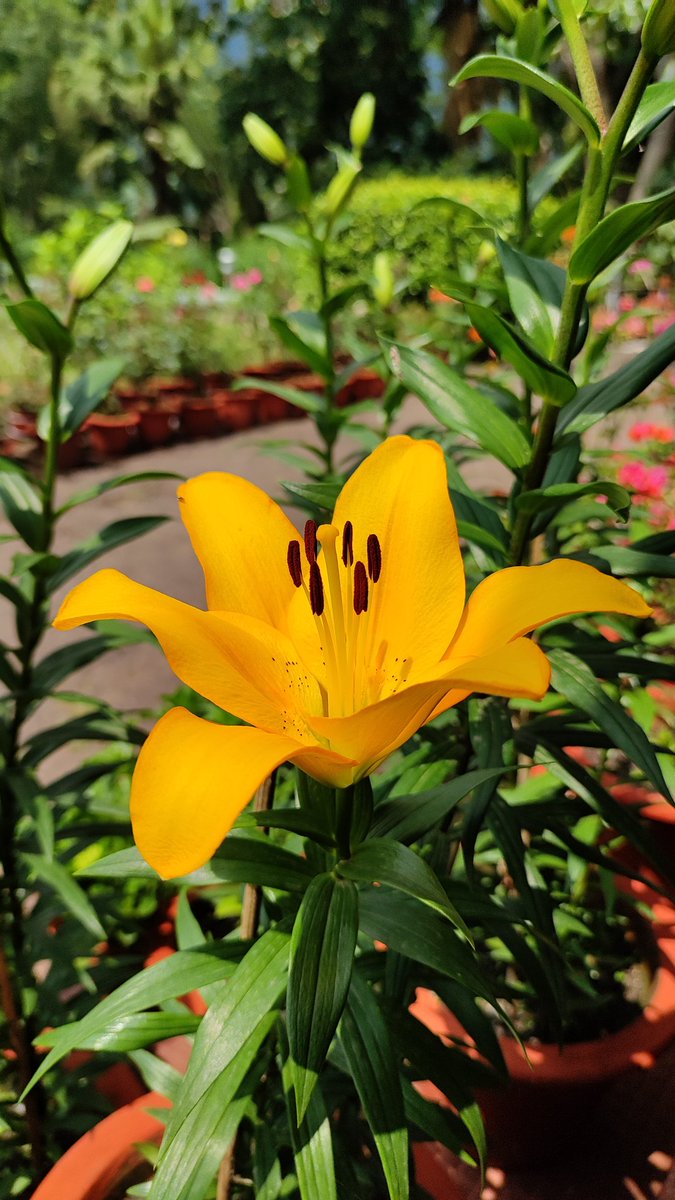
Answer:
[{"xmin": 287, "ymin": 519, "xmax": 384, "ymax": 717}]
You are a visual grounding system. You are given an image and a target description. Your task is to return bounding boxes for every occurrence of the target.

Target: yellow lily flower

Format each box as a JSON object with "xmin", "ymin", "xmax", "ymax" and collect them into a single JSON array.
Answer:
[{"xmin": 54, "ymin": 436, "xmax": 649, "ymax": 879}]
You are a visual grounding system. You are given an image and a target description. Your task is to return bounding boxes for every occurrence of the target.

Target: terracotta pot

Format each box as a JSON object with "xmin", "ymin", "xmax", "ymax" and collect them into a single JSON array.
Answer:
[
  {"xmin": 57, "ymin": 430, "xmax": 88, "ymax": 471},
  {"xmin": 286, "ymin": 373, "xmax": 325, "ymax": 419},
  {"xmin": 32, "ymin": 1092, "xmax": 169, "ymax": 1200},
  {"xmin": 336, "ymin": 366, "xmax": 386, "ymax": 407},
  {"xmin": 114, "ymin": 386, "xmax": 149, "ymax": 413},
  {"xmin": 5, "ymin": 406, "xmax": 38, "ymax": 439},
  {"xmin": 139, "ymin": 401, "xmax": 181, "ymax": 448},
  {"xmin": 149, "ymin": 375, "xmax": 198, "ymax": 396},
  {"xmin": 243, "ymin": 358, "xmax": 306, "ymax": 380},
  {"xmin": 411, "ymin": 886, "xmax": 675, "ymax": 1174},
  {"xmin": 412, "ymin": 1142, "xmax": 471, "ymax": 1200},
  {"xmin": 212, "ymin": 388, "xmax": 259, "ymax": 432},
  {"xmin": 255, "ymin": 387, "xmax": 294, "ymax": 424},
  {"xmin": 180, "ymin": 397, "xmax": 220, "ymax": 439},
  {"xmin": 200, "ymin": 370, "xmax": 232, "ymax": 391},
  {"xmin": 85, "ymin": 412, "xmax": 141, "ymax": 460}
]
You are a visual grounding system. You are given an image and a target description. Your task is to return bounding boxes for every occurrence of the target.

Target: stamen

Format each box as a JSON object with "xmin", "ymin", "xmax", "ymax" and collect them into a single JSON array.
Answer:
[
  {"xmin": 353, "ymin": 561, "xmax": 369, "ymax": 614},
  {"xmin": 304, "ymin": 519, "xmax": 318, "ymax": 564},
  {"xmin": 342, "ymin": 520, "xmax": 354, "ymax": 566},
  {"xmin": 287, "ymin": 540, "xmax": 303, "ymax": 587},
  {"xmin": 309, "ymin": 561, "xmax": 324, "ymax": 615},
  {"xmin": 367, "ymin": 533, "xmax": 382, "ymax": 582}
]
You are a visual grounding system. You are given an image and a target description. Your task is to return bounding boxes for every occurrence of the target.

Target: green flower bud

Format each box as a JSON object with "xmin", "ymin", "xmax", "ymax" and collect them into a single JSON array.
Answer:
[
  {"xmin": 349, "ymin": 93, "xmax": 376, "ymax": 151},
  {"xmin": 642, "ymin": 0, "xmax": 675, "ymax": 57},
  {"xmin": 482, "ymin": 0, "xmax": 524, "ymax": 34},
  {"xmin": 242, "ymin": 113, "xmax": 289, "ymax": 166},
  {"xmin": 68, "ymin": 220, "xmax": 133, "ymax": 301},
  {"xmin": 287, "ymin": 155, "xmax": 312, "ymax": 212},
  {"xmin": 323, "ymin": 159, "xmax": 361, "ymax": 219},
  {"xmin": 372, "ymin": 252, "xmax": 395, "ymax": 308}
]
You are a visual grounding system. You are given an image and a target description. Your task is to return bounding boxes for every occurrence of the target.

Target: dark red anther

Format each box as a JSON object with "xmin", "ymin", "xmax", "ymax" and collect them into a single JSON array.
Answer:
[
  {"xmin": 304, "ymin": 519, "xmax": 318, "ymax": 564},
  {"xmin": 341, "ymin": 520, "xmax": 354, "ymax": 566},
  {"xmin": 309, "ymin": 561, "xmax": 325, "ymax": 616},
  {"xmin": 287, "ymin": 540, "xmax": 303, "ymax": 587},
  {"xmin": 367, "ymin": 533, "xmax": 382, "ymax": 582},
  {"xmin": 353, "ymin": 561, "xmax": 369, "ymax": 615}
]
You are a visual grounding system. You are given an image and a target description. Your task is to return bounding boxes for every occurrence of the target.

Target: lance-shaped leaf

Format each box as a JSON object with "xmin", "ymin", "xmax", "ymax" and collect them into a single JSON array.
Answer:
[
  {"xmin": 497, "ymin": 239, "xmax": 588, "ymax": 357},
  {"xmin": 287, "ymin": 873, "xmax": 358, "ymax": 1122},
  {"xmin": 270, "ymin": 314, "xmax": 330, "ymax": 377},
  {"xmin": 453, "ymin": 56, "xmax": 600, "ymax": 145},
  {"xmin": 37, "ymin": 357, "xmax": 126, "ymax": 442},
  {"xmin": 22, "ymin": 854, "xmax": 106, "ymax": 940},
  {"xmin": 413, "ymin": 194, "xmax": 500, "ymax": 233},
  {"xmin": 0, "ymin": 459, "xmax": 44, "ymax": 550},
  {"xmin": 338, "ymin": 839, "xmax": 470, "ymax": 939},
  {"xmin": 370, "ymin": 767, "xmax": 507, "ymax": 843},
  {"xmin": 465, "ymin": 302, "xmax": 577, "ymax": 404},
  {"xmin": 340, "ymin": 971, "xmax": 408, "ymax": 1200},
  {"xmin": 37, "ymin": 1011, "xmax": 201, "ymax": 1053},
  {"xmin": 549, "ymin": 649, "xmax": 670, "ymax": 798},
  {"xmin": 385, "ymin": 341, "xmax": 531, "ymax": 469},
  {"xmin": 569, "ymin": 187, "xmax": 675, "ymax": 284},
  {"xmin": 623, "ymin": 81, "xmax": 675, "ymax": 155},
  {"xmin": 47, "ymin": 516, "xmax": 168, "ymax": 591},
  {"xmin": 557, "ymin": 323, "xmax": 675, "ymax": 436},
  {"xmin": 6, "ymin": 299, "xmax": 73, "ymax": 360},
  {"xmin": 516, "ymin": 480, "xmax": 631, "ymax": 523},
  {"xmin": 58, "ymin": 470, "xmax": 183, "ymax": 516},
  {"xmin": 235, "ymin": 375, "xmax": 324, "ymax": 414},
  {"xmin": 281, "ymin": 1039, "xmax": 338, "ymax": 1200},
  {"xmin": 461, "ymin": 109, "xmax": 539, "ymax": 155},
  {"xmin": 567, "ymin": 545, "xmax": 675, "ymax": 579}
]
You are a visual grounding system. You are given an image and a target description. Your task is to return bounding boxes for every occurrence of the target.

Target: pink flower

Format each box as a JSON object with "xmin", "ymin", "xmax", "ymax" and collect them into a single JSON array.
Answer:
[
  {"xmin": 618, "ymin": 462, "xmax": 668, "ymax": 498},
  {"xmin": 199, "ymin": 281, "xmax": 219, "ymax": 300},
  {"xmin": 619, "ymin": 295, "xmax": 637, "ymax": 311},
  {"xmin": 629, "ymin": 422, "xmax": 675, "ymax": 444},
  {"xmin": 231, "ymin": 269, "xmax": 264, "ymax": 292},
  {"xmin": 628, "ymin": 258, "xmax": 654, "ymax": 275},
  {"xmin": 623, "ymin": 315, "xmax": 648, "ymax": 338},
  {"xmin": 247, "ymin": 268, "xmax": 263, "ymax": 285},
  {"xmin": 654, "ymin": 315, "xmax": 675, "ymax": 336},
  {"xmin": 136, "ymin": 276, "xmax": 156, "ymax": 293}
]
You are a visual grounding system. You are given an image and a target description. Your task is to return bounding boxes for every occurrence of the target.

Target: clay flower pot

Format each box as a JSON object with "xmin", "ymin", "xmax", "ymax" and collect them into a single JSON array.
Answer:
[
  {"xmin": 85, "ymin": 412, "xmax": 141, "ymax": 460},
  {"xmin": 180, "ymin": 396, "xmax": 220, "ymax": 439},
  {"xmin": 200, "ymin": 369, "xmax": 232, "ymax": 391},
  {"xmin": 255, "ymin": 386, "xmax": 295, "ymax": 424},
  {"xmin": 336, "ymin": 366, "xmax": 386, "ymax": 407},
  {"xmin": 212, "ymin": 388, "xmax": 259, "ymax": 432},
  {"xmin": 57, "ymin": 430, "xmax": 88, "ymax": 471},
  {"xmin": 32, "ymin": 1092, "xmax": 170, "ymax": 1200},
  {"xmin": 411, "ymin": 885, "xmax": 675, "ymax": 1178},
  {"xmin": 138, "ymin": 398, "xmax": 182, "ymax": 448},
  {"xmin": 149, "ymin": 375, "xmax": 198, "ymax": 397},
  {"xmin": 243, "ymin": 358, "xmax": 306, "ymax": 381}
]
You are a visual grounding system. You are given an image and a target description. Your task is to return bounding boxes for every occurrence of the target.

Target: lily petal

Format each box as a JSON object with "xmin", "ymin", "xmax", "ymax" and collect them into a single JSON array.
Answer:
[
  {"xmin": 53, "ymin": 569, "xmax": 322, "ymax": 736},
  {"xmin": 131, "ymin": 708, "xmax": 311, "ymax": 877},
  {"xmin": 312, "ymin": 637, "xmax": 551, "ymax": 768},
  {"xmin": 447, "ymin": 560, "xmax": 651, "ymax": 661},
  {"xmin": 178, "ymin": 472, "xmax": 301, "ymax": 629},
  {"xmin": 332, "ymin": 436, "xmax": 466, "ymax": 671}
]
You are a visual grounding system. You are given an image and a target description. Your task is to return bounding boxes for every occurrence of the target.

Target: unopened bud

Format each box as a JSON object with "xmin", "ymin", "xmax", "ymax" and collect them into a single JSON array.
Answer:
[
  {"xmin": 242, "ymin": 113, "xmax": 289, "ymax": 166},
  {"xmin": 68, "ymin": 220, "xmax": 133, "ymax": 301},
  {"xmin": 372, "ymin": 252, "xmax": 394, "ymax": 308},
  {"xmin": 323, "ymin": 159, "xmax": 361, "ymax": 218},
  {"xmin": 350, "ymin": 93, "xmax": 376, "ymax": 151},
  {"xmin": 642, "ymin": 0, "xmax": 675, "ymax": 57}
]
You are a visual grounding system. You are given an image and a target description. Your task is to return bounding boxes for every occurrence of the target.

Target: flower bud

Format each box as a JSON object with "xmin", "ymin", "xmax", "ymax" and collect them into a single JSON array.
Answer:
[
  {"xmin": 68, "ymin": 220, "xmax": 133, "ymax": 301},
  {"xmin": 242, "ymin": 113, "xmax": 288, "ymax": 166},
  {"xmin": 372, "ymin": 252, "xmax": 394, "ymax": 308},
  {"xmin": 482, "ymin": 0, "xmax": 523, "ymax": 34},
  {"xmin": 642, "ymin": 0, "xmax": 675, "ymax": 57},
  {"xmin": 349, "ymin": 93, "xmax": 376, "ymax": 151},
  {"xmin": 323, "ymin": 157, "xmax": 361, "ymax": 218}
]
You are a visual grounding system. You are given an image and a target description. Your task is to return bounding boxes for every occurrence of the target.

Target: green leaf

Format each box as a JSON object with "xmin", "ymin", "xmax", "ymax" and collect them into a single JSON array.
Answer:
[
  {"xmin": 21, "ymin": 854, "xmax": 105, "ymax": 940},
  {"xmin": 370, "ymin": 768, "xmax": 508, "ymax": 843},
  {"xmin": 47, "ymin": 516, "xmax": 168, "ymax": 591},
  {"xmin": 549, "ymin": 649, "xmax": 670, "ymax": 797},
  {"xmin": 258, "ymin": 223, "xmax": 316, "ymax": 254},
  {"xmin": 339, "ymin": 839, "xmax": 470, "ymax": 938},
  {"xmin": 385, "ymin": 341, "xmax": 531, "ymax": 469},
  {"xmin": 281, "ymin": 1042, "xmax": 338, "ymax": 1200},
  {"xmin": 623, "ymin": 82, "xmax": 675, "ymax": 155},
  {"xmin": 129, "ymin": 1049, "xmax": 183, "ymax": 1102},
  {"xmin": 38, "ymin": 357, "xmax": 126, "ymax": 442},
  {"xmin": 567, "ymin": 546, "xmax": 675, "ymax": 579},
  {"xmin": 516, "ymin": 480, "xmax": 631, "ymax": 522},
  {"xmin": 569, "ymin": 187, "xmax": 675, "ymax": 284},
  {"xmin": 23, "ymin": 711, "xmax": 141, "ymax": 768},
  {"xmin": 32, "ymin": 635, "xmax": 117, "ymax": 693},
  {"xmin": 465, "ymin": 302, "xmax": 577, "ymax": 405},
  {"xmin": 209, "ymin": 836, "xmax": 317, "ymax": 891},
  {"xmin": 282, "ymin": 479, "xmax": 342, "ymax": 514},
  {"xmin": 557, "ymin": 323, "xmax": 675, "ymax": 436},
  {"xmin": 453, "ymin": 56, "xmax": 600, "ymax": 145},
  {"xmin": 359, "ymin": 889, "xmax": 492, "ymax": 999},
  {"xmin": 270, "ymin": 315, "xmax": 330, "ymax": 377},
  {"xmin": 460, "ymin": 110, "xmax": 539, "ymax": 155},
  {"xmin": 497, "ymin": 239, "xmax": 588, "ymax": 357},
  {"xmin": 412, "ymin": 195, "xmax": 499, "ymax": 233},
  {"xmin": 0, "ymin": 459, "xmax": 44, "ymax": 550},
  {"xmin": 340, "ymin": 971, "xmax": 408, "ymax": 1200},
  {"xmin": 23, "ymin": 941, "xmax": 245, "ymax": 1095},
  {"xmin": 288, "ymin": 874, "xmax": 358, "ymax": 1122},
  {"xmin": 5, "ymin": 299, "xmax": 73, "ymax": 360},
  {"xmin": 58, "ymin": 471, "xmax": 184, "ymax": 516},
  {"xmin": 161, "ymin": 927, "xmax": 290, "ymax": 1147},
  {"xmin": 37, "ymin": 1011, "xmax": 200, "ymax": 1052},
  {"xmin": 235, "ymin": 376, "xmax": 324, "ymax": 414},
  {"xmin": 529, "ymin": 142, "xmax": 584, "ymax": 207},
  {"xmin": 241, "ymin": 806, "xmax": 335, "ymax": 849}
]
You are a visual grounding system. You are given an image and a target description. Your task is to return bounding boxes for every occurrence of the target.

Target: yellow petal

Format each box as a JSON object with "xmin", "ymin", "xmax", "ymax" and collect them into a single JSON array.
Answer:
[
  {"xmin": 178, "ymin": 472, "xmax": 301, "ymax": 628},
  {"xmin": 310, "ymin": 681, "xmax": 452, "ymax": 774},
  {"xmin": 332, "ymin": 436, "xmax": 466, "ymax": 672},
  {"xmin": 447, "ymin": 559, "xmax": 651, "ymax": 661},
  {"xmin": 131, "ymin": 709, "xmax": 309, "ymax": 877},
  {"xmin": 425, "ymin": 637, "xmax": 551, "ymax": 721},
  {"xmin": 53, "ymin": 569, "xmax": 322, "ymax": 736}
]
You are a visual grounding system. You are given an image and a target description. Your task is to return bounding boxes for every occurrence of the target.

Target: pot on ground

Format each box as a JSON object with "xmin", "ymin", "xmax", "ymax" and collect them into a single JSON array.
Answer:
[
  {"xmin": 411, "ymin": 885, "xmax": 675, "ymax": 1177},
  {"xmin": 180, "ymin": 396, "xmax": 220, "ymax": 439},
  {"xmin": 32, "ymin": 1092, "xmax": 170, "ymax": 1200},
  {"xmin": 212, "ymin": 388, "xmax": 259, "ymax": 432},
  {"xmin": 138, "ymin": 398, "xmax": 182, "ymax": 448},
  {"xmin": 336, "ymin": 366, "xmax": 386, "ymax": 407},
  {"xmin": 85, "ymin": 412, "xmax": 141, "ymax": 460}
]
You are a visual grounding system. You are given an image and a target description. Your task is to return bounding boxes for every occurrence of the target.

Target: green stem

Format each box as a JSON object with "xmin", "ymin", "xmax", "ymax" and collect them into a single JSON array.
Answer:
[
  {"xmin": 555, "ymin": 0, "xmax": 607, "ymax": 132},
  {"xmin": 335, "ymin": 786, "xmax": 354, "ymax": 860},
  {"xmin": 0, "ymin": 211, "xmax": 34, "ymax": 299},
  {"xmin": 515, "ymin": 153, "xmax": 528, "ymax": 245},
  {"xmin": 317, "ymin": 248, "xmax": 337, "ymax": 476}
]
